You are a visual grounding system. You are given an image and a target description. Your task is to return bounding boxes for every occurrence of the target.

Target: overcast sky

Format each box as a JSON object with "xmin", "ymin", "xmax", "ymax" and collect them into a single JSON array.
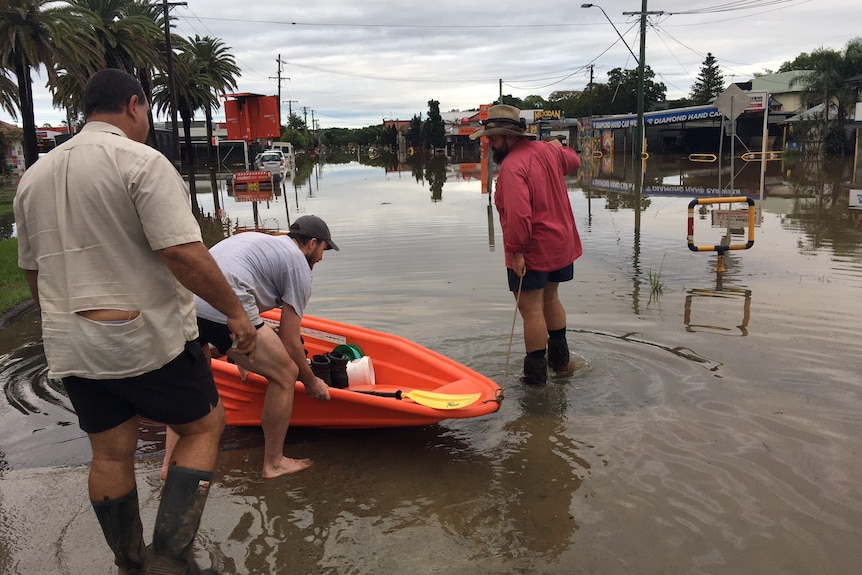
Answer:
[{"xmin": 3, "ymin": 0, "xmax": 858, "ymax": 129}]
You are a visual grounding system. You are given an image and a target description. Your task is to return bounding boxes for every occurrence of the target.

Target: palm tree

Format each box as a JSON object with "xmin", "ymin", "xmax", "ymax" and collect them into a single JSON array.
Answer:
[
  {"xmin": 182, "ymin": 35, "xmax": 240, "ymax": 214},
  {"xmin": 0, "ymin": 0, "xmax": 101, "ymax": 168},
  {"xmin": 64, "ymin": 0, "xmax": 164, "ymax": 144},
  {"xmin": 0, "ymin": 70, "xmax": 19, "ymax": 119},
  {"xmin": 152, "ymin": 45, "xmax": 201, "ymax": 215},
  {"xmin": 790, "ymin": 39, "xmax": 862, "ymax": 155},
  {"xmin": 153, "ymin": 34, "xmax": 240, "ymax": 217}
]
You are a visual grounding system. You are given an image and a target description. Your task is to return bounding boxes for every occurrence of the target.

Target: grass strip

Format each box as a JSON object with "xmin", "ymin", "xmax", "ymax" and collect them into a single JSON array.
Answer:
[{"xmin": 0, "ymin": 239, "xmax": 32, "ymax": 314}]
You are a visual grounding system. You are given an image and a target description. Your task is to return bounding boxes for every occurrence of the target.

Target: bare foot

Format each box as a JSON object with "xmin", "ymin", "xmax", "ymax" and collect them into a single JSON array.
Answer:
[
  {"xmin": 262, "ymin": 456, "xmax": 313, "ymax": 479},
  {"xmin": 305, "ymin": 376, "xmax": 332, "ymax": 402}
]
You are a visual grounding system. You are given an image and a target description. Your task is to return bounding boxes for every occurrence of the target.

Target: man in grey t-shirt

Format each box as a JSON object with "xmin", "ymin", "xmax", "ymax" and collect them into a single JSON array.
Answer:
[{"xmin": 162, "ymin": 215, "xmax": 337, "ymax": 479}]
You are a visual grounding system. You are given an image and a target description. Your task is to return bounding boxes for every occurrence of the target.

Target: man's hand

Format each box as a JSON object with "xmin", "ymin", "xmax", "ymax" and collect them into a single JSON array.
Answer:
[
  {"xmin": 227, "ymin": 315, "xmax": 257, "ymax": 360},
  {"xmin": 512, "ymin": 252, "xmax": 527, "ymax": 277},
  {"xmin": 160, "ymin": 242, "xmax": 257, "ymax": 358},
  {"xmin": 305, "ymin": 376, "xmax": 331, "ymax": 402}
]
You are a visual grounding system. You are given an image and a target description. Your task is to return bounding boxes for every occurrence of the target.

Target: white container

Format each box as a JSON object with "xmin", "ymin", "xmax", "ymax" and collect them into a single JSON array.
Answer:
[{"xmin": 346, "ymin": 356, "xmax": 375, "ymax": 387}]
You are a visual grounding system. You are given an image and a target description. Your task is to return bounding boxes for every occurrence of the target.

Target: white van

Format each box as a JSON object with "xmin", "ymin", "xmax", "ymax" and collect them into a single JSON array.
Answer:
[
  {"xmin": 268, "ymin": 141, "xmax": 295, "ymax": 174},
  {"xmin": 269, "ymin": 141, "xmax": 294, "ymax": 156}
]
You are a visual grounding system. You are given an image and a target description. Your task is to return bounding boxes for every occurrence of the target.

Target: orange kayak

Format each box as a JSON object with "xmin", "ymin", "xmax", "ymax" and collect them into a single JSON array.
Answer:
[{"xmin": 213, "ymin": 311, "xmax": 504, "ymax": 428}]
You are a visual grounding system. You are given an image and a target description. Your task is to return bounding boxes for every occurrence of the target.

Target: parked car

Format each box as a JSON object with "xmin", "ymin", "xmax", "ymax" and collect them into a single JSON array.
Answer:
[{"xmin": 254, "ymin": 150, "xmax": 286, "ymax": 182}]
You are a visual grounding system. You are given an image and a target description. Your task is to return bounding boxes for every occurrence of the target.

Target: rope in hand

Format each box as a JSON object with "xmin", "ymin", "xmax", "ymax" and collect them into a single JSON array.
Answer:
[{"xmin": 502, "ymin": 272, "xmax": 524, "ymax": 388}]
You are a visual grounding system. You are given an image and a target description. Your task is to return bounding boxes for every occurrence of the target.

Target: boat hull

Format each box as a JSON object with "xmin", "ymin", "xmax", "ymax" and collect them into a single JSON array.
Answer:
[{"xmin": 213, "ymin": 312, "xmax": 503, "ymax": 428}]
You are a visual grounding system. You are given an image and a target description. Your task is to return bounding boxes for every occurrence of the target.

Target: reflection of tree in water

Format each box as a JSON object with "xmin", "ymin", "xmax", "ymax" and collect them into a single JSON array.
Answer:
[
  {"xmin": 425, "ymin": 155, "xmax": 448, "ymax": 202},
  {"xmin": 408, "ymin": 154, "xmax": 424, "ymax": 184},
  {"xmin": 602, "ymin": 191, "xmax": 652, "ymax": 212},
  {"xmin": 781, "ymin": 157, "xmax": 860, "ymax": 256}
]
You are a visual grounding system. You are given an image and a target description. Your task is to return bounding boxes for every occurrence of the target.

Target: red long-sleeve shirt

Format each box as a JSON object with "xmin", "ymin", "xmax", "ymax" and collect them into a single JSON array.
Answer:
[{"xmin": 494, "ymin": 138, "xmax": 583, "ymax": 272}]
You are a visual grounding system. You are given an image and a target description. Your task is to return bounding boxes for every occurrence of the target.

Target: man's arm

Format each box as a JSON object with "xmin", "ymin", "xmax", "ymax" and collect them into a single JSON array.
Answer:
[
  {"xmin": 159, "ymin": 242, "xmax": 257, "ymax": 358},
  {"xmin": 24, "ymin": 269, "xmax": 39, "ymax": 305}
]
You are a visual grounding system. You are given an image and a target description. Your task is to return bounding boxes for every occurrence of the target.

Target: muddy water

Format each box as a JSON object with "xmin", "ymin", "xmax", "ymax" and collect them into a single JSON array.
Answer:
[{"xmin": 1, "ymin": 153, "xmax": 861, "ymax": 574}]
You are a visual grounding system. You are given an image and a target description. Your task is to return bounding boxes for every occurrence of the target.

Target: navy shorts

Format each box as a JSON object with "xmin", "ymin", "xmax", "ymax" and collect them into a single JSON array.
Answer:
[
  {"xmin": 197, "ymin": 316, "xmax": 265, "ymax": 355},
  {"xmin": 507, "ymin": 263, "xmax": 574, "ymax": 292},
  {"xmin": 62, "ymin": 341, "xmax": 219, "ymax": 434}
]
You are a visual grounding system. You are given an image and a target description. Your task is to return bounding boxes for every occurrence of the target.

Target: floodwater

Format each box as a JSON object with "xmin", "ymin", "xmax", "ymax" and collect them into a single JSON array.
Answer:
[{"xmin": 1, "ymin": 151, "xmax": 861, "ymax": 574}]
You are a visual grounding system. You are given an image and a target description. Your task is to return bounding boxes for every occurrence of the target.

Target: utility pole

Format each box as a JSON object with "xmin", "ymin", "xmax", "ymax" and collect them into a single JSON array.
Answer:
[
  {"xmin": 162, "ymin": 0, "xmax": 187, "ymax": 168},
  {"xmin": 623, "ymin": 1, "xmax": 663, "ymax": 193},
  {"xmin": 270, "ymin": 55, "xmax": 289, "ymax": 134},
  {"xmin": 283, "ymin": 99, "xmax": 298, "ymax": 125}
]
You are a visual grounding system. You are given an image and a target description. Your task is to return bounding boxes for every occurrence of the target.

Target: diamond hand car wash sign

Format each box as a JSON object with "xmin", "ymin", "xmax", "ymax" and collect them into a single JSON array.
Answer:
[{"xmin": 222, "ymin": 93, "xmax": 280, "ymax": 141}]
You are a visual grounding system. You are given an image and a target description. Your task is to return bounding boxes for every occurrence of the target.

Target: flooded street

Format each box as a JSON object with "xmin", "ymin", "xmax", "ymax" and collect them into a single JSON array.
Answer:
[{"xmin": 1, "ymin": 152, "xmax": 861, "ymax": 574}]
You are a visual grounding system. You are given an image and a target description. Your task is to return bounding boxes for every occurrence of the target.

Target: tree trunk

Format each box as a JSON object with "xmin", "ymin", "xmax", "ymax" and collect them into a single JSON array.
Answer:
[
  {"xmin": 205, "ymin": 106, "xmax": 220, "ymax": 214},
  {"xmin": 180, "ymin": 110, "xmax": 200, "ymax": 217},
  {"xmin": 14, "ymin": 58, "xmax": 39, "ymax": 169}
]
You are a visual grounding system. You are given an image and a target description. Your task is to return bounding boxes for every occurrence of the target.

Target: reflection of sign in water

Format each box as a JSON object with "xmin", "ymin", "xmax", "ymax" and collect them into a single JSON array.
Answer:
[
  {"xmin": 684, "ymin": 287, "xmax": 752, "ymax": 336},
  {"xmin": 234, "ymin": 191, "xmax": 273, "ymax": 202}
]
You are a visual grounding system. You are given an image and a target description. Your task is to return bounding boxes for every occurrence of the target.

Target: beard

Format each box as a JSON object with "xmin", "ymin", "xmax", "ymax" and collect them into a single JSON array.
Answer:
[
  {"xmin": 491, "ymin": 148, "xmax": 509, "ymax": 165},
  {"xmin": 491, "ymin": 146, "xmax": 508, "ymax": 164}
]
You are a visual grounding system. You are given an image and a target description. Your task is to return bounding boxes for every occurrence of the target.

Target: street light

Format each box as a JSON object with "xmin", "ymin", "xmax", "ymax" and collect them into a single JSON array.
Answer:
[{"xmin": 580, "ymin": 4, "xmax": 639, "ymax": 64}]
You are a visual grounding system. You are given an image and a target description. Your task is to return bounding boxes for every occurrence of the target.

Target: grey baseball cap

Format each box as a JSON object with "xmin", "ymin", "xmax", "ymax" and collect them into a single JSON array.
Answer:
[{"xmin": 288, "ymin": 215, "xmax": 339, "ymax": 251}]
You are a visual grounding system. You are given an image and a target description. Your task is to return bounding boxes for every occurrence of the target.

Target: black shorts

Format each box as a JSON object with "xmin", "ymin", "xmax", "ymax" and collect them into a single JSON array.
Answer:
[
  {"xmin": 507, "ymin": 263, "xmax": 575, "ymax": 292},
  {"xmin": 197, "ymin": 316, "xmax": 265, "ymax": 355},
  {"xmin": 62, "ymin": 341, "xmax": 219, "ymax": 434}
]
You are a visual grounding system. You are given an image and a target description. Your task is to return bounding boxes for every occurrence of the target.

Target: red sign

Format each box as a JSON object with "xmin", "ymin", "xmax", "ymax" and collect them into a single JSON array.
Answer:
[{"xmin": 233, "ymin": 171, "xmax": 273, "ymax": 184}]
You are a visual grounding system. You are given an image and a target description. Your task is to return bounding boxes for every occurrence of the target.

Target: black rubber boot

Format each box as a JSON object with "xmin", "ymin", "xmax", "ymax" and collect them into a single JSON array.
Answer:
[
  {"xmin": 521, "ymin": 351, "xmax": 548, "ymax": 386},
  {"xmin": 92, "ymin": 488, "xmax": 149, "ymax": 575},
  {"xmin": 326, "ymin": 351, "xmax": 349, "ymax": 389},
  {"xmin": 146, "ymin": 465, "xmax": 219, "ymax": 575},
  {"xmin": 311, "ymin": 354, "xmax": 332, "ymax": 386},
  {"xmin": 547, "ymin": 331, "xmax": 571, "ymax": 373}
]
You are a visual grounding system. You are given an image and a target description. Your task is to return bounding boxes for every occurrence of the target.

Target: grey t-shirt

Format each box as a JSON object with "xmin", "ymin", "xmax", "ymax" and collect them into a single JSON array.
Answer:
[{"xmin": 195, "ymin": 232, "xmax": 312, "ymax": 325}]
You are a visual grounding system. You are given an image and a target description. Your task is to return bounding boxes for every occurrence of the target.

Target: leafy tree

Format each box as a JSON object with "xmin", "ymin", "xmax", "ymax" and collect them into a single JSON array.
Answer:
[
  {"xmin": 689, "ymin": 53, "xmax": 725, "ymax": 105},
  {"xmin": 589, "ymin": 66, "xmax": 666, "ymax": 115},
  {"xmin": 789, "ymin": 44, "xmax": 856, "ymax": 155},
  {"xmin": 547, "ymin": 90, "xmax": 585, "ymax": 118},
  {"xmin": 406, "ymin": 113, "xmax": 423, "ymax": 149},
  {"xmin": 522, "ymin": 94, "xmax": 547, "ymax": 109},
  {"xmin": 424, "ymin": 99, "xmax": 445, "ymax": 150},
  {"xmin": 779, "ymin": 52, "xmax": 817, "ymax": 72},
  {"xmin": 380, "ymin": 123, "xmax": 397, "ymax": 151},
  {"xmin": 494, "ymin": 94, "xmax": 523, "ymax": 108},
  {"xmin": 0, "ymin": 0, "xmax": 101, "ymax": 168}
]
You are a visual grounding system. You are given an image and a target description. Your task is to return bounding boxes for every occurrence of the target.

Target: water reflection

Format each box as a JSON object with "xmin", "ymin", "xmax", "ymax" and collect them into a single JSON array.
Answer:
[{"xmin": 2, "ymin": 150, "xmax": 862, "ymax": 574}]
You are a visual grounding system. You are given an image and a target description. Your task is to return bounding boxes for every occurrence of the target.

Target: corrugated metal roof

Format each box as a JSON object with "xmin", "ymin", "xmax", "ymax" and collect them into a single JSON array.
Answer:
[{"xmin": 750, "ymin": 70, "xmax": 812, "ymax": 94}]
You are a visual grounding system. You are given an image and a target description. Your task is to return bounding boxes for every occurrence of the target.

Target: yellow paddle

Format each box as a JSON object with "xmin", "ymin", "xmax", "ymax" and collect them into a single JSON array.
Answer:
[{"xmin": 352, "ymin": 389, "xmax": 482, "ymax": 410}]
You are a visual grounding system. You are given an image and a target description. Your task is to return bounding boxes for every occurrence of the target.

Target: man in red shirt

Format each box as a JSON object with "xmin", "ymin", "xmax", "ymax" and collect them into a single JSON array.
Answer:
[{"xmin": 471, "ymin": 105, "xmax": 583, "ymax": 386}]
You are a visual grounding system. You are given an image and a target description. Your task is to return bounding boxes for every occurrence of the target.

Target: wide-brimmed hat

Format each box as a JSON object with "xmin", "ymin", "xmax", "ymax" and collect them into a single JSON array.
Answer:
[
  {"xmin": 469, "ymin": 105, "xmax": 532, "ymax": 140},
  {"xmin": 289, "ymin": 215, "xmax": 339, "ymax": 250}
]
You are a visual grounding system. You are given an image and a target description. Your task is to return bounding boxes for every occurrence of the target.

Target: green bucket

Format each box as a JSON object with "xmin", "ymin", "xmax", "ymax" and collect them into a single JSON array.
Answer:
[{"xmin": 333, "ymin": 343, "xmax": 363, "ymax": 360}]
